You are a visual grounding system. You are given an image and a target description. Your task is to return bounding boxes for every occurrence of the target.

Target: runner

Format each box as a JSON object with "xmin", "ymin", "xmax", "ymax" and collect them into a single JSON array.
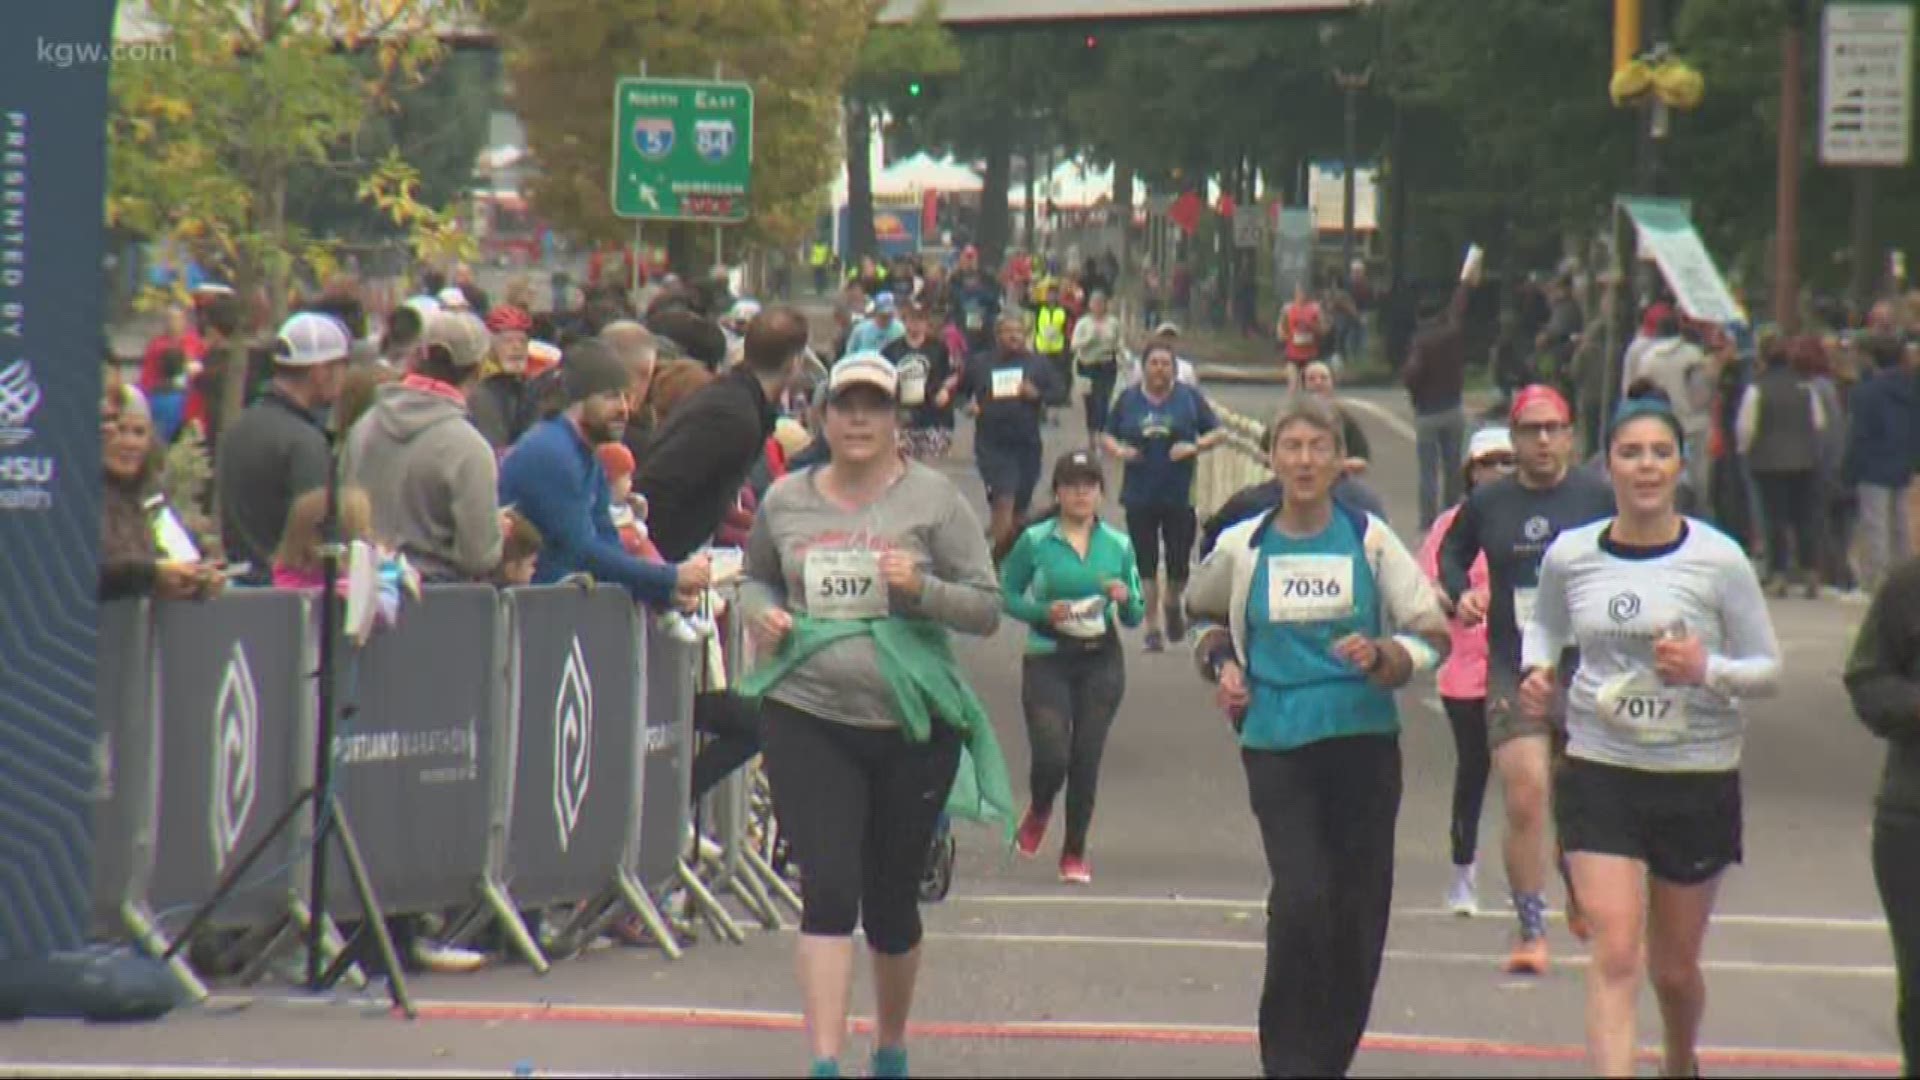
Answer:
[
  {"xmin": 999, "ymin": 450, "xmax": 1146, "ymax": 883},
  {"xmin": 1416, "ymin": 426, "xmax": 1515, "ymax": 915},
  {"xmin": 1278, "ymin": 280, "xmax": 1327, "ymax": 377},
  {"xmin": 1519, "ymin": 396, "xmax": 1780, "ymax": 1077},
  {"xmin": 737, "ymin": 351, "xmax": 1011, "ymax": 1080},
  {"xmin": 1439, "ymin": 384, "xmax": 1614, "ymax": 974},
  {"xmin": 1187, "ymin": 395, "xmax": 1449, "ymax": 1078},
  {"xmin": 1842, "ymin": 556, "xmax": 1920, "ymax": 1076},
  {"xmin": 961, "ymin": 313, "xmax": 1053, "ymax": 559},
  {"xmin": 943, "ymin": 245, "xmax": 1001, "ymax": 357},
  {"xmin": 881, "ymin": 302, "xmax": 958, "ymax": 464},
  {"xmin": 1101, "ymin": 339, "xmax": 1224, "ymax": 652},
  {"xmin": 1070, "ymin": 292, "xmax": 1124, "ymax": 451}
]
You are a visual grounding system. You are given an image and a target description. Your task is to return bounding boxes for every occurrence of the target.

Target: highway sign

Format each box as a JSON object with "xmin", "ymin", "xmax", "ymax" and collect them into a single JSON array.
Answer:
[{"xmin": 611, "ymin": 77, "xmax": 754, "ymax": 222}]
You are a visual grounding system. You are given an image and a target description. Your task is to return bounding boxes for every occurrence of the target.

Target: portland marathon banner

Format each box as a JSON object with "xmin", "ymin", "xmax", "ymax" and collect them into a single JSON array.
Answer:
[{"xmin": 0, "ymin": 1, "xmax": 117, "ymax": 962}]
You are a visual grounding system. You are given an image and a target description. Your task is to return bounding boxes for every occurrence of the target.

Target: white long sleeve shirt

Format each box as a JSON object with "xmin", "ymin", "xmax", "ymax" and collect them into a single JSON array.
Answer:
[{"xmin": 1522, "ymin": 519, "xmax": 1781, "ymax": 772}]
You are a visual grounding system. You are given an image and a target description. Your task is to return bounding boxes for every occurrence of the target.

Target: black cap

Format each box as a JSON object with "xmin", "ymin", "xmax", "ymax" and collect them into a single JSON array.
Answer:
[
  {"xmin": 1052, "ymin": 449, "xmax": 1104, "ymax": 489},
  {"xmin": 562, "ymin": 338, "xmax": 630, "ymax": 404}
]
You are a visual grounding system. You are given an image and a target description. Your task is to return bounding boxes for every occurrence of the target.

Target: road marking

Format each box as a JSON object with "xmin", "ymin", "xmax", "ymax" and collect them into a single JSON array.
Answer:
[
  {"xmin": 1337, "ymin": 394, "xmax": 1417, "ymax": 442},
  {"xmin": 948, "ymin": 893, "xmax": 1892, "ymax": 931},
  {"xmin": 0, "ymin": 1067, "xmax": 649, "ymax": 1080},
  {"xmin": 403, "ymin": 1000, "xmax": 1904, "ymax": 1074},
  {"xmin": 908, "ymin": 928, "xmax": 1895, "ymax": 977}
]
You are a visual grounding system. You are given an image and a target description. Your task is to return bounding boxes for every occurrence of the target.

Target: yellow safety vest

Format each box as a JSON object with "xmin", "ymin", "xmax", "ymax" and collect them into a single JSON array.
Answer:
[
  {"xmin": 1033, "ymin": 306, "xmax": 1067, "ymax": 355},
  {"xmin": 810, "ymin": 243, "xmax": 830, "ymax": 267}
]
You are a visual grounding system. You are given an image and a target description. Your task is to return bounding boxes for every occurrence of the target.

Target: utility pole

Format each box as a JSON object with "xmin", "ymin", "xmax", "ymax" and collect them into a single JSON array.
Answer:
[{"xmin": 1775, "ymin": 0, "xmax": 1809, "ymax": 333}]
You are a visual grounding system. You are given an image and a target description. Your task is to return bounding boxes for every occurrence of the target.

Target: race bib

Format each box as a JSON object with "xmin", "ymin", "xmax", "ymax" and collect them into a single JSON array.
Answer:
[
  {"xmin": 803, "ymin": 549, "xmax": 888, "ymax": 620},
  {"xmin": 1512, "ymin": 587, "xmax": 1538, "ymax": 629},
  {"xmin": 1291, "ymin": 329, "xmax": 1315, "ymax": 347},
  {"xmin": 991, "ymin": 368, "xmax": 1025, "ymax": 401},
  {"xmin": 898, "ymin": 357, "xmax": 929, "ymax": 406},
  {"xmin": 1057, "ymin": 596, "xmax": 1109, "ymax": 638},
  {"xmin": 1265, "ymin": 554, "xmax": 1355, "ymax": 623},
  {"xmin": 965, "ymin": 307, "xmax": 985, "ymax": 332},
  {"xmin": 1597, "ymin": 673, "xmax": 1688, "ymax": 742}
]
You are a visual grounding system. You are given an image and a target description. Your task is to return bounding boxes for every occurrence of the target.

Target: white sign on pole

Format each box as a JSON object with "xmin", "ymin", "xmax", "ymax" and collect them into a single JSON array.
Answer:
[
  {"xmin": 1819, "ymin": 1, "xmax": 1914, "ymax": 167},
  {"xmin": 1232, "ymin": 205, "xmax": 1262, "ymax": 248},
  {"xmin": 1307, "ymin": 162, "xmax": 1378, "ymax": 233}
]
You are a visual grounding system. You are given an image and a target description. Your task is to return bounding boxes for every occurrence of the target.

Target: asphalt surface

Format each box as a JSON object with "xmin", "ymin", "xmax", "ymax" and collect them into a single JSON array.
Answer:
[{"xmin": 3, "ymin": 384, "xmax": 1903, "ymax": 1079}]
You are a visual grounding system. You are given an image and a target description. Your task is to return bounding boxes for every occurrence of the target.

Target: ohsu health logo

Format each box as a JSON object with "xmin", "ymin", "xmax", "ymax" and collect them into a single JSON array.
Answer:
[
  {"xmin": 0, "ymin": 359, "xmax": 43, "ymax": 447},
  {"xmin": 212, "ymin": 640, "xmax": 260, "ymax": 871},
  {"xmin": 553, "ymin": 636, "xmax": 594, "ymax": 852}
]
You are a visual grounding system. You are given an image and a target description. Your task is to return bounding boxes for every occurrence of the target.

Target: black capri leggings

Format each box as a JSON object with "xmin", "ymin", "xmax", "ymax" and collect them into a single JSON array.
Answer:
[
  {"xmin": 760, "ymin": 697, "xmax": 962, "ymax": 954},
  {"xmin": 1125, "ymin": 504, "xmax": 1198, "ymax": 583},
  {"xmin": 1442, "ymin": 696, "xmax": 1492, "ymax": 868}
]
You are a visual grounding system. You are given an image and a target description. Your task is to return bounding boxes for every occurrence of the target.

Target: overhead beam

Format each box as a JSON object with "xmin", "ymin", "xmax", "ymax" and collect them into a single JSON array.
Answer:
[{"xmin": 875, "ymin": 0, "xmax": 1366, "ymax": 27}]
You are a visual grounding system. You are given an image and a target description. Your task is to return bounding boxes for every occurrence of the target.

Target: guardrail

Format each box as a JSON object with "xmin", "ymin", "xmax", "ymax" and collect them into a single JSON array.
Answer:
[
  {"xmin": 91, "ymin": 582, "xmax": 793, "ymax": 1000},
  {"xmin": 1190, "ymin": 397, "xmax": 1275, "ymax": 522}
]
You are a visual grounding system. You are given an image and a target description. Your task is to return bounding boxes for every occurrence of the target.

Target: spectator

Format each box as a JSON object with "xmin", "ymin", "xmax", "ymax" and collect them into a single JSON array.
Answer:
[
  {"xmin": 634, "ymin": 306, "xmax": 805, "ymax": 562},
  {"xmin": 647, "ymin": 308, "xmax": 728, "ymax": 371},
  {"xmin": 470, "ymin": 304, "xmax": 537, "ymax": 453},
  {"xmin": 271, "ymin": 486, "xmax": 374, "ymax": 589},
  {"xmin": 380, "ymin": 303, "xmax": 426, "ymax": 368},
  {"xmin": 1740, "ymin": 336, "xmax": 1830, "ymax": 598},
  {"xmin": 190, "ymin": 287, "xmax": 245, "ymax": 448},
  {"xmin": 452, "ymin": 263, "xmax": 490, "ymax": 317},
  {"xmin": 498, "ymin": 338, "xmax": 710, "ymax": 606},
  {"xmin": 100, "ymin": 383, "xmax": 223, "ymax": 602},
  {"xmin": 333, "ymin": 363, "xmax": 399, "ymax": 441},
  {"xmin": 139, "ymin": 304, "xmax": 204, "ymax": 395},
  {"xmin": 341, "ymin": 311, "xmax": 503, "ymax": 583},
  {"xmin": 148, "ymin": 347, "xmax": 191, "ymax": 446},
  {"xmin": 1625, "ymin": 308, "xmax": 1716, "ymax": 500},
  {"xmin": 494, "ymin": 509, "xmax": 543, "ymax": 587},
  {"xmin": 643, "ymin": 358, "xmax": 716, "ymax": 443},
  {"xmin": 214, "ymin": 312, "xmax": 349, "ymax": 585},
  {"xmin": 1841, "ymin": 336, "xmax": 1915, "ymax": 595},
  {"xmin": 599, "ymin": 320, "xmax": 661, "ymax": 466},
  {"xmin": 1402, "ymin": 280, "xmax": 1473, "ymax": 529},
  {"xmin": 595, "ymin": 442, "xmax": 656, "ymax": 560}
]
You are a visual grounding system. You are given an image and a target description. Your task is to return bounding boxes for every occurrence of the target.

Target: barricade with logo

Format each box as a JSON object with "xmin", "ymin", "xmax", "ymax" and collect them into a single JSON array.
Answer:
[
  {"xmin": 142, "ymin": 592, "xmax": 316, "ymax": 978},
  {"xmin": 490, "ymin": 584, "xmax": 643, "ymax": 968},
  {"xmin": 323, "ymin": 585, "xmax": 507, "ymax": 934}
]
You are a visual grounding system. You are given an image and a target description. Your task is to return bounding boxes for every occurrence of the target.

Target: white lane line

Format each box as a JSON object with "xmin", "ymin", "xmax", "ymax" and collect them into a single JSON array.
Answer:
[
  {"xmin": 916, "ymin": 929, "xmax": 1895, "ymax": 977},
  {"xmin": 1337, "ymin": 394, "xmax": 1417, "ymax": 442},
  {"xmin": 947, "ymin": 893, "xmax": 1890, "ymax": 932},
  {"xmin": 0, "ymin": 1068, "xmax": 652, "ymax": 1080}
]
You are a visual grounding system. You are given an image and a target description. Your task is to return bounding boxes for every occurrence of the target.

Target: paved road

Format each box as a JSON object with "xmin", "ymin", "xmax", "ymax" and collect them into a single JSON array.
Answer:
[{"xmin": 4, "ymin": 386, "xmax": 1902, "ymax": 1078}]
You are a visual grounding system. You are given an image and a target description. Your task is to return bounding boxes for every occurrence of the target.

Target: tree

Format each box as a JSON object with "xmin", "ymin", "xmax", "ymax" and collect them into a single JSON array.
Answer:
[
  {"xmin": 844, "ymin": 3, "xmax": 960, "ymax": 261},
  {"xmin": 498, "ymin": 0, "xmax": 872, "ymax": 266},
  {"xmin": 107, "ymin": 0, "xmax": 482, "ymax": 321}
]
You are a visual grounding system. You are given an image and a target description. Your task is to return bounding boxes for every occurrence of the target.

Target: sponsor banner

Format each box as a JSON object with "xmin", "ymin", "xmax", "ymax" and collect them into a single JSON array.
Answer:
[
  {"xmin": 1618, "ymin": 196, "xmax": 1746, "ymax": 327},
  {"xmin": 0, "ymin": 1, "xmax": 115, "ymax": 962}
]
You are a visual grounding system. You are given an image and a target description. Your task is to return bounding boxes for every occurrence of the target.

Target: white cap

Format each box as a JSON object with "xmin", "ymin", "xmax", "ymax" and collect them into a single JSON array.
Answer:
[
  {"xmin": 726, "ymin": 298, "xmax": 762, "ymax": 324},
  {"xmin": 1152, "ymin": 321, "xmax": 1181, "ymax": 337},
  {"xmin": 1467, "ymin": 426, "xmax": 1514, "ymax": 462},
  {"xmin": 437, "ymin": 286, "xmax": 471, "ymax": 310},
  {"xmin": 275, "ymin": 312, "xmax": 352, "ymax": 367},
  {"xmin": 827, "ymin": 351, "xmax": 897, "ymax": 399},
  {"xmin": 402, "ymin": 294, "xmax": 441, "ymax": 317}
]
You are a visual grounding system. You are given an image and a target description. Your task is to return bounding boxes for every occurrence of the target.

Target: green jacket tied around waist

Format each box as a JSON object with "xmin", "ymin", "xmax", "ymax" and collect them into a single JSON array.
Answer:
[{"xmin": 737, "ymin": 613, "xmax": 1014, "ymax": 834}]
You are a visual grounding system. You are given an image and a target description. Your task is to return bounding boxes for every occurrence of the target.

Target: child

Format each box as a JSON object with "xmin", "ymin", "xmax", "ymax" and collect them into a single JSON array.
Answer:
[
  {"xmin": 148, "ymin": 347, "xmax": 189, "ymax": 445},
  {"xmin": 495, "ymin": 508, "xmax": 543, "ymax": 587},
  {"xmin": 595, "ymin": 443, "xmax": 661, "ymax": 560},
  {"xmin": 273, "ymin": 486, "xmax": 418, "ymax": 641}
]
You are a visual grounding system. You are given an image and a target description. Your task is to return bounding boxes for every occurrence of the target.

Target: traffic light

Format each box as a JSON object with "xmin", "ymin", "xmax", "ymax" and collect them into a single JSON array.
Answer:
[
  {"xmin": 1084, "ymin": 34, "xmax": 1098, "ymax": 49},
  {"xmin": 908, "ymin": 81, "xmax": 922, "ymax": 97}
]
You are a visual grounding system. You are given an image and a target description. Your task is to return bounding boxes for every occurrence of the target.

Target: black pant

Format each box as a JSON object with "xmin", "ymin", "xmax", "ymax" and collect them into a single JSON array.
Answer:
[
  {"xmin": 1443, "ymin": 697, "xmax": 1491, "ymax": 868},
  {"xmin": 760, "ymin": 698, "xmax": 960, "ymax": 955},
  {"xmin": 1243, "ymin": 734, "xmax": 1402, "ymax": 1078},
  {"xmin": 1754, "ymin": 469, "xmax": 1820, "ymax": 575},
  {"xmin": 1081, "ymin": 362, "xmax": 1117, "ymax": 442},
  {"xmin": 1020, "ymin": 645, "xmax": 1127, "ymax": 857},
  {"xmin": 691, "ymin": 691, "xmax": 761, "ymax": 804},
  {"xmin": 1126, "ymin": 504, "xmax": 1198, "ymax": 585},
  {"xmin": 1875, "ymin": 808, "xmax": 1920, "ymax": 1074},
  {"xmin": 1042, "ymin": 352, "xmax": 1071, "ymax": 408}
]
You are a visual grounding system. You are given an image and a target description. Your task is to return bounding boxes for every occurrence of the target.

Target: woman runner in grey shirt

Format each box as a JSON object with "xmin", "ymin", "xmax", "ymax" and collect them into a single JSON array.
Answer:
[{"xmin": 1519, "ymin": 397, "xmax": 1780, "ymax": 1078}]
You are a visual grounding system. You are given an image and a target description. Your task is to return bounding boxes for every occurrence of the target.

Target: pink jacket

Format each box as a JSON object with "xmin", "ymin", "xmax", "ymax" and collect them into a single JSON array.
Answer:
[{"xmin": 1416, "ymin": 504, "xmax": 1489, "ymax": 701}]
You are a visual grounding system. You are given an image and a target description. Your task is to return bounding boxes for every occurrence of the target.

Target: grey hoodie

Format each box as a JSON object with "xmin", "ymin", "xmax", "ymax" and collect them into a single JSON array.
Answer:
[{"xmin": 341, "ymin": 382, "xmax": 503, "ymax": 581}]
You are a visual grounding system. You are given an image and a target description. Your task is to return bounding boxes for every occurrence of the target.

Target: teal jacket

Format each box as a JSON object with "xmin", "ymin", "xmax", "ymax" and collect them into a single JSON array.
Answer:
[
  {"xmin": 1000, "ymin": 515, "xmax": 1145, "ymax": 654},
  {"xmin": 738, "ymin": 614, "xmax": 1014, "ymax": 832}
]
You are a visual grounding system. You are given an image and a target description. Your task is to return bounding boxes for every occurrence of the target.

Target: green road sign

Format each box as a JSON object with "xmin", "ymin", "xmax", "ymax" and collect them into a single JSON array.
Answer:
[{"xmin": 611, "ymin": 77, "xmax": 754, "ymax": 222}]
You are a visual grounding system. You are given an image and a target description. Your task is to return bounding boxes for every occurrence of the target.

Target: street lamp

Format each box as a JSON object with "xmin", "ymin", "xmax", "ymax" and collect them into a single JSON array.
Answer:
[{"xmin": 1331, "ymin": 66, "xmax": 1373, "ymax": 275}]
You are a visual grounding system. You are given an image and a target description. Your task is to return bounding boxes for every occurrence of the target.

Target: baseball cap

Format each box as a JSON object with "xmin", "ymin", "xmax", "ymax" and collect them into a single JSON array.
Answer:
[
  {"xmin": 1051, "ymin": 449, "xmax": 1104, "ymax": 489},
  {"xmin": 1466, "ymin": 426, "xmax": 1514, "ymax": 462},
  {"xmin": 871, "ymin": 293, "xmax": 898, "ymax": 315},
  {"xmin": 1152, "ymin": 321, "xmax": 1182, "ymax": 338},
  {"xmin": 401, "ymin": 294, "xmax": 441, "ymax": 318},
  {"xmin": 275, "ymin": 312, "xmax": 352, "ymax": 367},
  {"xmin": 437, "ymin": 286, "xmax": 472, "ymax": 311},
  {"xmin": 827, "ymin": 351, "xmax": 897, "ymax": 400},
  {"xmin": 726, "ymin": 298, "xmax": 763, "ymax": 324},
  {"xmin": 421, "ymin": 311, "xmax": 491, "ymax": 370},
  {"xmin": 1509, "ymin": 384, "xmax": 1572, "ymax": 425}
]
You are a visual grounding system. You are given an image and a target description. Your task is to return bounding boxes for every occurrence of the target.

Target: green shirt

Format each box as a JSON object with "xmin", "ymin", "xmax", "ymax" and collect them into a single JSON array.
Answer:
[{"xmin": 1000, "ymin": 515, "xmax": 1146, "ymax": 655}]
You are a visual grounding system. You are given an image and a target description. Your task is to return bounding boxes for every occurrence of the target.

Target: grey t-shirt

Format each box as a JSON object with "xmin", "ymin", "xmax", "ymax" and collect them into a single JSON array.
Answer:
[
  {"xmin": 1524, "ymin": 519, "xmax": 1780, "ymax": 772},
  {"xmin": 739, "ymin": 461, "xmax": 1001, "ymax": 729}
]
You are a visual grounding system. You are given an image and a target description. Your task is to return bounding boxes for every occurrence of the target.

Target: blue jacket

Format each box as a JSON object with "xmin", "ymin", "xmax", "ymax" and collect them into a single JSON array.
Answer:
[
  {"xmin": 1843, "ymin": 366, "xmax": 1917, "ymax": 490},
  {"xmin": 498, "ymin": 417, "xmax": 679, "ymax": 605}
]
